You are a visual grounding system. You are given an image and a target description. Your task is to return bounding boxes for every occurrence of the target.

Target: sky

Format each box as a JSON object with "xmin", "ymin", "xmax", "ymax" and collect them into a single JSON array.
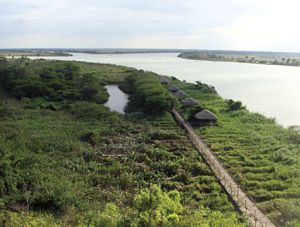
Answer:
[{"xmin": 1, "ymin": 0, "xmax": 300, "ymax": 52}]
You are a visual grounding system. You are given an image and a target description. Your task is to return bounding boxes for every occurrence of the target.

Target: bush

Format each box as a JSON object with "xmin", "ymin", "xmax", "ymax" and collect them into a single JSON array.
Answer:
[
  {"xmin": 63, "ymin": 101, "xmax": 111, "ymax": 120},
  {"xmin": 30, "ymin": 176, "xmax": 78, "ymax": 212},
  {"xmin": 0, "ymin": 103, "xmax": 9, "ymax": 119},
  {"xmin": 133, "ymin": 184, "xmax": 182, "ymax": 226},
  {"xmin": 94, "ymin": 203, "xmax": 122, "ymax": 227},
  {"xmin": 194, "ymin": 81, "xmax": 217, "ymax": 94},
  {"xmin": 0, "ymin": 61, "xmax": 108, "ymax": 104},
  {"xmin": 149, "ymin": 130, "xmax": 180, "ymax": 140},
  {"xmin": 122, "ymin": 72, "xmax": 177, "ymax": 113},
  {"xmin": 187, "ymin": 105, "xmax": 204, "ymax": 121},
  {"xmin": 2, "ymin": 212, "xmax": 61, "ymax": 227},
  {"xmin": 227, "ymin": 99, "xmax": 243, "ymax": 111}
]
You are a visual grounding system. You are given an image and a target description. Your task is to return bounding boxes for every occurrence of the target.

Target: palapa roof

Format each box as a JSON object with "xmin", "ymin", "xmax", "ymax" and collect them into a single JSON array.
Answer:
[
  {"xmin": 182, "ymin": 98, "xmax": 199, "ymax": 107},
  {"xmin": 194, "ymin": 109, "xmax": 217, "ymax": 120},
  {"xmin": 174, "ymin": 90, "xmax": 188, "ymax": 98},
  {"xmin": 160, "ymin": 78, "xmax": 170, "ymax": 85},
  {"xmin": 168, "ymin": 85, "xmax": 180, "ymax": 93}
]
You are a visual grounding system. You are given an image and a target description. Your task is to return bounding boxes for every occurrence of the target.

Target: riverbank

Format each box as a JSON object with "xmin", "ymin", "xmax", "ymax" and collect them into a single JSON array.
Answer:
[{"xmin": 27, "ymin": 52, "xmax": 300, "ymax": 127}]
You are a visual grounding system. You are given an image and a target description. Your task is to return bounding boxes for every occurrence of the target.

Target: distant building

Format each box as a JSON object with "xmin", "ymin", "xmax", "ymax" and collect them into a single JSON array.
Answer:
[
  {"xmin": 160, "ymin": 78, "xmax": 171, "ymax": 85},
  {"xmin": 174, "ymin": 90, "xmax": 188, "ymax": 99},
  {"xmin": 168, "ymin": 85, "xmax": 180, "ymax": 93},
  {"xmin": 182, "ymin": 98, "xmax": 199, "ymax": 107},
  {"xmin": 189, "ymin": 109, "xmax": 217, "ymax": 126}
]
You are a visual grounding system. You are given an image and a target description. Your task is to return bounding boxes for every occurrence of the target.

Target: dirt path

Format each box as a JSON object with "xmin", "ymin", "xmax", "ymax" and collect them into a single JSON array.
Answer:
[{"xmin": 171, "ymin": 109, "xmax": 276, "ymax": 227}]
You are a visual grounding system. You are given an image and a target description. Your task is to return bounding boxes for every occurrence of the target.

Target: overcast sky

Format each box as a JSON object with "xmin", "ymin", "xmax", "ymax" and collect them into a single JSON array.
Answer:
[{"xmin": 1, "ymin": 0, "xmax": 300, "ymax": 52}]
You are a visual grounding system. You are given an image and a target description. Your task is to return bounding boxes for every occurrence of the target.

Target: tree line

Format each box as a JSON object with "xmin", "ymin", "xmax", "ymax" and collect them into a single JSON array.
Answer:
[{"xmin": 0, "ymin": 58, "xmax": 108, "ymax": 104}]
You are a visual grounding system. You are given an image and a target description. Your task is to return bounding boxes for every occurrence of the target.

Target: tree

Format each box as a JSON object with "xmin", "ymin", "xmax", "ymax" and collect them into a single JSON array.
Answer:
[{"xmin": 81, "ymin": 86, "xmax": 98, "ymax": 101}]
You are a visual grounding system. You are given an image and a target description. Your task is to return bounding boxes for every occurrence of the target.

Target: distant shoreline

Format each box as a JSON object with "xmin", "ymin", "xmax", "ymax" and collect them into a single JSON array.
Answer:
[
  {"xmin": 178, "ymin": 51, "xmax": 300, "ymax": 67},
  {"xmin": 3, "ymin": 48, "xmax": 300, "ymax": 68},
  {"xmin": 2, "ymin": 48, "xmax": 300, "ymax": 56},
  {"xmin": 0, "ymin": 51, "xmax": 72, "ymax": 57}
]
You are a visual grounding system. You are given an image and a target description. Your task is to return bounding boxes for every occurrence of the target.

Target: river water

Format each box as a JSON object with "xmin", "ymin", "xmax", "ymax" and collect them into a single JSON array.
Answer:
[{"xmin": 30, "ymin": 53, "xmax": 300, "ymax": 127}]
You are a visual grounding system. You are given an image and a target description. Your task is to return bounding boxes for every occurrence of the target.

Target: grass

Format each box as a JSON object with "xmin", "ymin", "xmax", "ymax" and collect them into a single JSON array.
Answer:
[
  {"xmin": 170, "ymin": 78, "xmax": 300, "ymax": 226},
  {"xmin": 0, "ymin": 59, "xmax": 245, "ymax": 226}
]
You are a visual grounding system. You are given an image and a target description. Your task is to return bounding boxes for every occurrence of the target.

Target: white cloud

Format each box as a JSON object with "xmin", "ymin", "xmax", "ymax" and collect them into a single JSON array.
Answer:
[{"xmin": 0, "ymin": 0, "xmax": 300, "ymax": 51}]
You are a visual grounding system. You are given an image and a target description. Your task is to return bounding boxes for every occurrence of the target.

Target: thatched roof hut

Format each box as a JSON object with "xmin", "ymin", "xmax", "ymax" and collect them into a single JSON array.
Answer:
[
  {"xmin": 168, "ymin": 85, "xmax": 180, "ymax": 93},
  {"xmin": 190, "ymin": 109, "xmax": 217, "ymax": 126},
  {"xmin": 174, "ymin": 90, "xmax": 188, "ymax": 99},
  {"xmin": 195, "ymin": 109, "xmax": 217, "ymax": 120},
  {"xmin": 160, "ymin": 78, "xmax": 171, "ymax": 85},
  {"xmin": 182, "ymin": 98, "xmax": 199, "ymax": 107}
]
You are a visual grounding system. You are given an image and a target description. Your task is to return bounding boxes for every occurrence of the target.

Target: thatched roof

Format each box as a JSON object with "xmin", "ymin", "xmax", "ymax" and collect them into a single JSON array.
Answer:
[
  {"xmin": 194, "ymin": 110, "xmax": 217, "ymax": 120},
  {"xmin": 160, "ymin": 78, "xmax": 170, "ymax": 85},
  {"xmin": 182, "ymin": 98, "xmax": 199, "ymax": 107},
  {"xmin": 174, "ymin": 90, "xmax": 188, "ymax": 99},
  {"xmin": 168, "ymin": 85, "xmax": 180, "ymax": 93}
]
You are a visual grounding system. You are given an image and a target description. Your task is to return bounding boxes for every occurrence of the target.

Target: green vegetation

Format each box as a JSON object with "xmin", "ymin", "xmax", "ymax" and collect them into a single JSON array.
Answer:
[
  {"xmin": 120, "ymin": 71, "xmax": 177, "ymax": 113},
  {"xmin": 0, "ymin": 58, "xmax": 108, "ymax": 104},
  {"xmin": 0, "ymin": 58, "xmax": 244, "ymax": 226},
  {"xmin": 171, "ymin": 78, "xmax": 300, "ymax": 226},
  {"xmin": 179, "ymin": 51, "xmax": 300, "ymax": 66},
  {"xmin": 2, "ymin": 56, "xmax": 299, "ymax": 226}
]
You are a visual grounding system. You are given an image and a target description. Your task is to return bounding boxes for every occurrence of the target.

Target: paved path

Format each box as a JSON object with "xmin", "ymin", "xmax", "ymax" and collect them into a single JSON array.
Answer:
[{"xmin": 171, "ymin": 109, "xmax": 276, "ymax": 227}]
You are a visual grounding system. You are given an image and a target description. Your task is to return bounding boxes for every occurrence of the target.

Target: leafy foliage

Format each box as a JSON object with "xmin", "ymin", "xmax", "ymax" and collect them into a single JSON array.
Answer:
[
  {"xmin": 121, "ymin": 72, "xmax": 178, "ymax": 113},
  {"xmin": 133, "ymin": 184, "xmax": 183, "ymax": 226},
  {"xmin": 227, "ymin": 99, "xmax": 244, "ymax": 111},
  {"xmin": 0, "ymin": 60, "xmax": 108, "ymax": 104}
]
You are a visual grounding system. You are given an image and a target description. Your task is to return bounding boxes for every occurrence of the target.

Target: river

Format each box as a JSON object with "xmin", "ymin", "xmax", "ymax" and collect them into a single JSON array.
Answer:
[{"xmin": 30, "ymin": 52, "xmax": 300, "ymax": 127}]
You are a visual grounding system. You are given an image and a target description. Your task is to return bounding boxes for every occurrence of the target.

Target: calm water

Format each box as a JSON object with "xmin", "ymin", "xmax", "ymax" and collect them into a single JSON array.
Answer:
[
  {"xmin": 31, "ymin": 53, "xmax": 300, "ymax": 127},
  {"xmin": 104, "ymin": 85, "xmax": 128, "ymax": 113}
]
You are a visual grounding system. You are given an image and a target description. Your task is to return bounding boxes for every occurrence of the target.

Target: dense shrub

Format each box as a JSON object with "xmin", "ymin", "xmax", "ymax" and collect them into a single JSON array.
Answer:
[
  {"xmin": 186, "ymin": 105, "xmax": 204, "ymax": 121},
  {"xmin": 63, "ymin": 101, "xmax": 112, "ymax": 120},
  {"xmin": 149, "ymin": 130, "xmax": 180, "ymax": 140},
  {"xmin": 0, "ymin": 103, "xmax": 9, "ymax": 119},
  {"xmin": 194, "ymin": 81, "xmax": 217, "ymax": 94},
  {"xmin": 227, "ymin": 99, "xmax": 243, "ymax": 111},
  {"xmin": 0, "ymin": 61, "xmax": 108, "ymax": 104},
  {"xmin": 132, "ymin": 184, "xmax": 183, "ymax": 226},
  {"xmin": 121, "ymin": 72, "xmax": 177, "ymax": 113}
]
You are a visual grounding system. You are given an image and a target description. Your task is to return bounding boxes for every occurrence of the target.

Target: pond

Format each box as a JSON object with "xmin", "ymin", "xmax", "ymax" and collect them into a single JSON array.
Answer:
[{"xmin": 104, "ymin": 85, "xmax": 129, "ymax": 113}]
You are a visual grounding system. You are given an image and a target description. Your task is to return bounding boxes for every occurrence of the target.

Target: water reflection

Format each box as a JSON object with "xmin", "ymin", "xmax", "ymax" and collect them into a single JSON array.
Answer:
[{"xmin": 104, "ymin": 85, "xmax": 129, "ymax": 113}]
